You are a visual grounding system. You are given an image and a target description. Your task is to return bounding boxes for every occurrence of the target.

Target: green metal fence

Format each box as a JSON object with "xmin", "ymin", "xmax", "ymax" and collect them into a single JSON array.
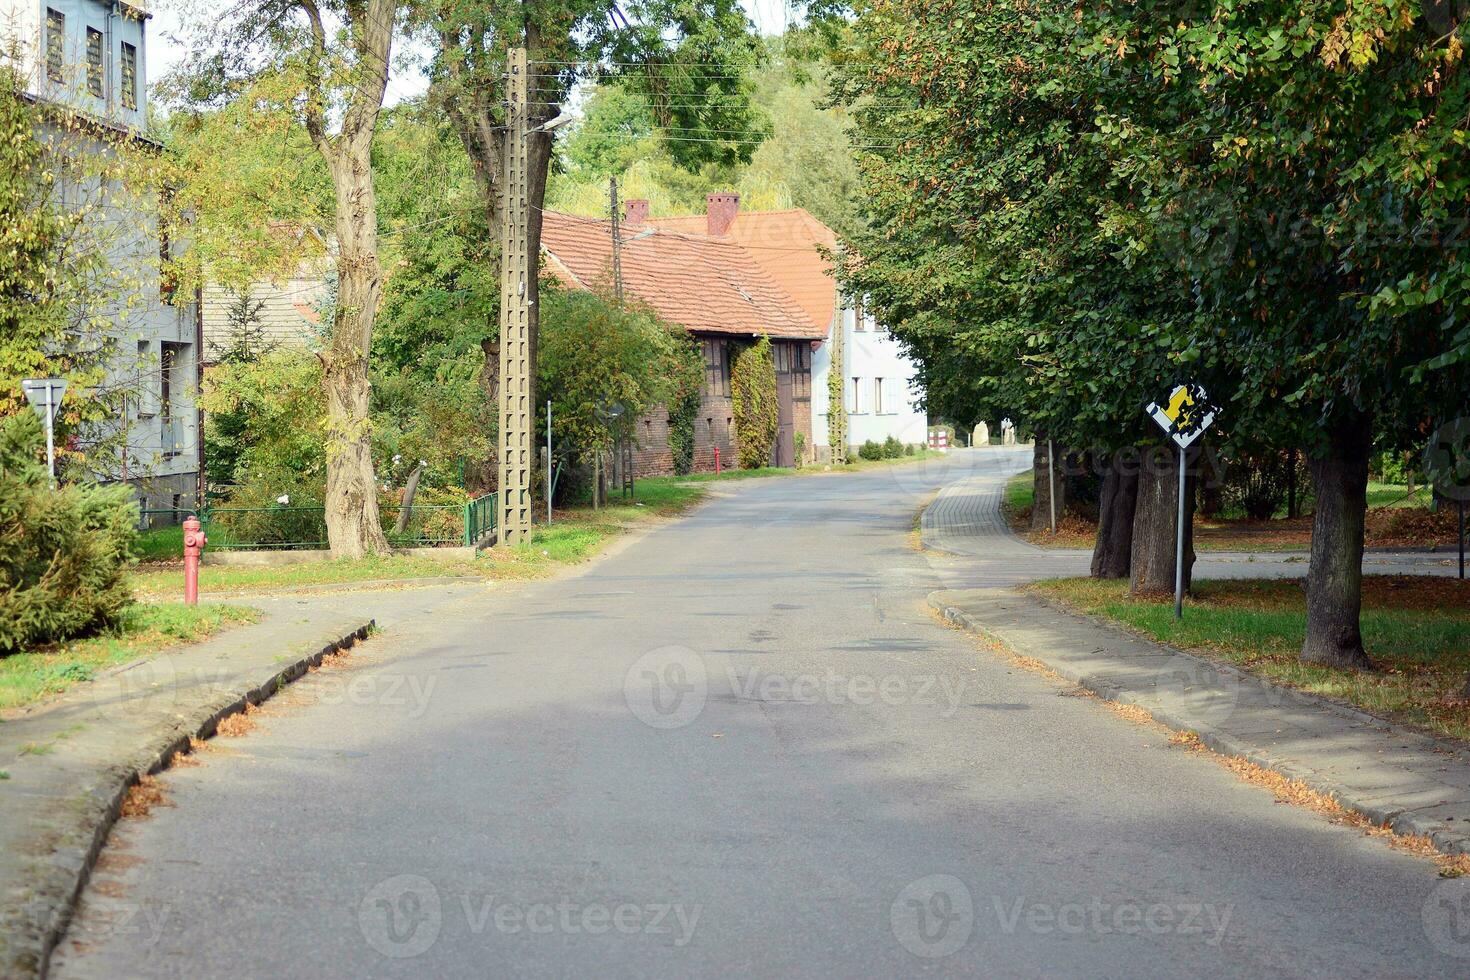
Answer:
[{"xmin": 464, "ymin": 492, "xmax": 497, "ymax": 546}]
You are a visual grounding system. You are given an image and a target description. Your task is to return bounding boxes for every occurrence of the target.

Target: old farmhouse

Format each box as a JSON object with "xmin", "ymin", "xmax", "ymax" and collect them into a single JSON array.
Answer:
[{"xmin": 540, "ymin": 203, "xmax": 825, "ymax": 475}]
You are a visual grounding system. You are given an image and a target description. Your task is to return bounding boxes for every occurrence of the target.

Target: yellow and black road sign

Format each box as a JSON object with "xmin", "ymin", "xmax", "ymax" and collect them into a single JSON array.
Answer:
[{"xmin": 1146, "ymin": 382, "xmax": 1217, "ymax": 449}]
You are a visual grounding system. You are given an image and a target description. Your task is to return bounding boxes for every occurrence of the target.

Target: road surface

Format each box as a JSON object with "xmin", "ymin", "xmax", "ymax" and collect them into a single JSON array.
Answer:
[{"xmin": 53, "ymin": 449, "xmax": 1468, "ymax": 977}]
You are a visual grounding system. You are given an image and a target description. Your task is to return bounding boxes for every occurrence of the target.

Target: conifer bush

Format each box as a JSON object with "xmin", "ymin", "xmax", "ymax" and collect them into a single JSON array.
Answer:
[{"xmin": 0, "ymin": 412, "xmax": 136, "ymax": 653}]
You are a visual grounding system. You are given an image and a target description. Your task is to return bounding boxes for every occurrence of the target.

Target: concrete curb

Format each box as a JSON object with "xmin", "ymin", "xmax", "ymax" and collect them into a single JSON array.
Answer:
[
  {"xmin": 929, "ymin": 590, "xmax": 1470, "ymax": 857},
  {"xmin": 0, "ymin": 620, "xmax": 373, "ymax": 980}
]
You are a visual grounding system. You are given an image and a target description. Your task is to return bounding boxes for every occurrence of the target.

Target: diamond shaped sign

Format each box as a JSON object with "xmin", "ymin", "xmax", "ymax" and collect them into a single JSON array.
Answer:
[{"xmin": 1146, "ymin": 382, "xmax": 1217, "ymax": 450}]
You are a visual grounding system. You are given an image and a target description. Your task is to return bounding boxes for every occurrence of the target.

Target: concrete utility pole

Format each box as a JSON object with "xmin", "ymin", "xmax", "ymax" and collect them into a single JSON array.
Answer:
[
  {"xmin": 609, "ymin": 176, "xmax": 624, "ymax": 306},
  {"xmin": 497, "ymin": 47, "xmax": 533, "ymax": 546}
]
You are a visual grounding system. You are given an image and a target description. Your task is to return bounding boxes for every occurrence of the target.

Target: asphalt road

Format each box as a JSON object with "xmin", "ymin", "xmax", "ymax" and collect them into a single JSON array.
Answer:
[{"xmin": 53, "ymin": 449, "xmax": 1469, "ymax": 978}]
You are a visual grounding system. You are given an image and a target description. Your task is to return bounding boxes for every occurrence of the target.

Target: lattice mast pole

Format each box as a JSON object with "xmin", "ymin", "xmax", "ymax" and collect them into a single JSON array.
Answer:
[{"xmin": 497, "ymin": 47, "xmax": 533, "ymax": 545}]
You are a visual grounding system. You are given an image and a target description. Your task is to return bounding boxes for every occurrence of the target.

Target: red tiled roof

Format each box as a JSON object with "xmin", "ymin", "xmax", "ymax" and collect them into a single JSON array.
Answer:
[
  {"xmin": 649, "ymin": 208, "xmax": 840, "ymax": 333},
  {"xmin": 539, "ymin": 211, "xmax": 824, "ymax": 340}
]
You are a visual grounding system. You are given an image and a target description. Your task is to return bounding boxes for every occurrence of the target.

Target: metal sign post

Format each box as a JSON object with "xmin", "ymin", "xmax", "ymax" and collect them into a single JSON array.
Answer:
[
  {"xmin": 1047, "ymin": 439, "xmax": 1057, "ymax": 534},
  {"xmin": 1145, "ymin": 382, "xmax": 1219, "ymax": 620},
  {"xmin": 546, "ymin": 399, "xmax": 553, "ymax": 526},
  {"xmin": 22, "ymin": 378, "xmax": 68, "ymax": 486}
]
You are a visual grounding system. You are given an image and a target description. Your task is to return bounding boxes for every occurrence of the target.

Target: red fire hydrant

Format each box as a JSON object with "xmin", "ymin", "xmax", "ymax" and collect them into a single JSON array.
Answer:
[{"xmin": 183, "ymin": 515, "xmax": 206, "ymax": 606}]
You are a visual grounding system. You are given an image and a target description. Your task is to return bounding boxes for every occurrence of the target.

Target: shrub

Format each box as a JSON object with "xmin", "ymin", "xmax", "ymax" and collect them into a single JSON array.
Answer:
[
  {"xmin": 539, "ymin": 287, "xmax": 697, "ymax": 469},
  {"xmin": 882, "ymin": 435, "xmax": 904, "ymax": 458},
  {"xmin": 0, "ymin": 413, "xmax": 136, "ymax": 653},
  {"xmin": 858, "ymin": 439, "xmax": 883, "ymax": 461},
  {"xmin": 904, "ymin": 443, "xmax": 916, "ymax": 456},
  {"xmin": 1223, "ymin": 450, "xmax": 1296, "ymax": 521}
]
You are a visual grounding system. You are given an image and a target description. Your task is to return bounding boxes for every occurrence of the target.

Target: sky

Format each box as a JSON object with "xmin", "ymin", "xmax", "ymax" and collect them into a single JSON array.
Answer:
[{"xmin": 145, "ymin": 0, "xmax": 800, "ymax": 107}]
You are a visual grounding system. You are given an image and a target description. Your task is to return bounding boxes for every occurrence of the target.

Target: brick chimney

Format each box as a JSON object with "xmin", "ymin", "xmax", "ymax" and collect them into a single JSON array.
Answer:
[
  {"xmin": 624, "ymin": 199, "xmax": 649, "ymax": 227},
  {"xmin": 706, "ymin": 192, "xmax": 740, "ymax": 237}
]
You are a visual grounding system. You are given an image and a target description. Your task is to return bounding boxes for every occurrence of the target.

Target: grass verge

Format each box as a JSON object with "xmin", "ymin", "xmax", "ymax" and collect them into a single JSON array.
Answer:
[
  {"xmin": 0, "ymin": 603, "xmax": 259, "ymax": 712},
  {"xmin": 1030, "ymin": 575, "xmax": 1470, "ymax": 741}
]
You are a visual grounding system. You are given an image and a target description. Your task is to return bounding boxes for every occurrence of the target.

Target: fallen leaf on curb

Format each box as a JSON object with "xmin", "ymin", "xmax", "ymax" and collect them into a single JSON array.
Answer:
[
  {"xmin": 214, "ymin": 703, "xmax": 258, "ymax": 738},
  {"xmin": 120, "ymin": 775, "xmax": 171, "ymax": 820}
]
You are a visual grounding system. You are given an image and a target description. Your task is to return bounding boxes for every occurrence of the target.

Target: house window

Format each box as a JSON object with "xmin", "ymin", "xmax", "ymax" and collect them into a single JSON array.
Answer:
[
  {"xmin": 853, "ymin": 296, "xmax": 865, "ymax": 331},
  {"xmin": 85, "ymin": 28, "xmax": 103, "ymax": 98},
  {"xmin": 849, "ymin": 376, "xmax": 863, "ymax": 414},
  {"xmin": 121, "ymin": 43, "xmax": 138, "ymax": 110},
  {"xmin": 874, "ymin": 378, "xmax": 885, "ymax": 415},
  {"xmin": 160, "ymin": 342, "xmax": 187, "ymax": 459},
  {"xmin": 136, "ymin": 340, "xmax": 154, "ymax": 417},
  {"xmin": 45, "ymin": 10, "xmax": 64, "ymax": 83},
  {"xmin": 159, "ymin": 190, "xmax": 177, "ymax": 304}
]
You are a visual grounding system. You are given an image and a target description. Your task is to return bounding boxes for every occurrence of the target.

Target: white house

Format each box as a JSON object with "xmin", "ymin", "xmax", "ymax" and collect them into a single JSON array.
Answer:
[
  {"xmin": 644, "ymin": 195, "xmax": 927, "ymax": 461},
  {"xmin": 810, "ymin": 296, "xmax": 927, "ymax": 452},
  {"xmin": 2, "ymin": 0, "xmax": 203, "ymax": 515}
]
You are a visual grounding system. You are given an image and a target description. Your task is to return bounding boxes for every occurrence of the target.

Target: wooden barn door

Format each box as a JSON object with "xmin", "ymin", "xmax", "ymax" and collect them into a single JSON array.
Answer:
[{"xmin": 774, "ymin": 343, "xmax": 796, "ymax": 468}]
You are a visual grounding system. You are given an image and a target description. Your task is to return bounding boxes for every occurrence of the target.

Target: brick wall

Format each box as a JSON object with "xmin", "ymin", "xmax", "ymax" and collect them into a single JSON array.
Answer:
[
  {"xmin": 794, "ymin": 396, "xmax": 813, "ymax": 465},
  {"xmin": 624, "ymin": 334, "xmax": 817, "ymax": 475},
  {"xmin": 692, "ymin": 392, "xmax": 737, "ymax": 471},
  {"xmin": 631, "ymin": 405, "xmax": 674, "ymax": 478}
]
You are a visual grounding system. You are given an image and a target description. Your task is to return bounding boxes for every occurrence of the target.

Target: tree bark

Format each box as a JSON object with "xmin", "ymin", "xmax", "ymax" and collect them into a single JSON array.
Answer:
[
  {"xmin": 1301, "ymin": 413, "xmax": 1373, "ymax": 669},
  {"xmin": 392, "ymin": 462, "xmax": 425, "ymax": 536},
  {"xmin": 1032, "ymin": 437, "xmax": 1065, "ymax": 532},
  {"xmin": 1091, "ymin": 452, "xmax": 1139, "ymax": 579},
  {"xmin": 1130, "ymin": 444, "xmax": 1194, "ymax": 596},
  {"xmin": 321, "ymin": 133, "xmax": 392, "ymax": 558},
  {"xmin": 300, "ymin": 0, "xmax": 394, "ymax": 559}
]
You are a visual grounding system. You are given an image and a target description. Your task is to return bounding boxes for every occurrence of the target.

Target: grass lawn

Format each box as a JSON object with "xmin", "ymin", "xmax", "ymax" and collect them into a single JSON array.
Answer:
[
  {"xmin": 1031, "ymin": 575, "xmax": 1470, "ymax": 741},
  {"xmin": 133, "ymin": 524, "xmax": 184, "ymax": 561},
  {"xmin": 0, "ymin": 603, "xmax": 259, "ymax": 712}
]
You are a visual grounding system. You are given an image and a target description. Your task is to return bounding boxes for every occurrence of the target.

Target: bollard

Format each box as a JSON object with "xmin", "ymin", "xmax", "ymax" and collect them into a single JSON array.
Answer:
[
  {"xmin": 714, "ymin": 446, "xmax": 721, "ymax": 475},
  {"xmin": 183, "ymin": 515, "xmax": 206, "ymax": 605}
]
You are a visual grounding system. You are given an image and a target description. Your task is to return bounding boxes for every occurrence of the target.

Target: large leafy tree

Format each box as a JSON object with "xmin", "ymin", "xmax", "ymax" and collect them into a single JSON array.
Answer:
[
  {"xmin": 418, "ymin": 0, "xmax": 768, "ymax": 443},
  {"xmin": 170, "ymin": 0, "xmax": 402, "ymax": 558},
  {"xmin": 832, "ymin": 0, "xmax": 1210, "ymax": 588},
  {"xmin": 1086, "ymin": 0, "xmax": 1470, "ymax": 666},
  {"xmin": 0, "ymin": 60, "xmax": 161, "ymax": 475}
]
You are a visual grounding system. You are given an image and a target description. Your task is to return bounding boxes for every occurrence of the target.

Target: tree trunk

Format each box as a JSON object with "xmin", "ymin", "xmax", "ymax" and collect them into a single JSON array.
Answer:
[
  {"xmin": 1032, "ymin": 437, "xmax": 1065, "ymax": 532},
  {"xmin": 1091, "ymin": 452, "xmax": 1139, "ymax": 579},
  {"xmin": 322, "ymin": 133, "xmax": 391, "ymax": 559},
  {"xmin": 392, "ymin": 463, "xmax": 425, "ymax": 536},
  {"xmin": 1130, "ymin": 444, "xmax": 1194, "ymax": 596},
  {"xmin": 1301, "ymin": 413, "xmax": 1373, "ymax": 669}
]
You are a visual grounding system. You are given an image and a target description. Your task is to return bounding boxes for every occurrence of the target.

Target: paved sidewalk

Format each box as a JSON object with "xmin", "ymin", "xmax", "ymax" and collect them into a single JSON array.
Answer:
[
  {"xmin": 931, "ymin": 587, "xmax": 1470, "ymax": 856},
  {"xmin": 0, "ymin": 602, "xmax": 378, "ymax": 978}
]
